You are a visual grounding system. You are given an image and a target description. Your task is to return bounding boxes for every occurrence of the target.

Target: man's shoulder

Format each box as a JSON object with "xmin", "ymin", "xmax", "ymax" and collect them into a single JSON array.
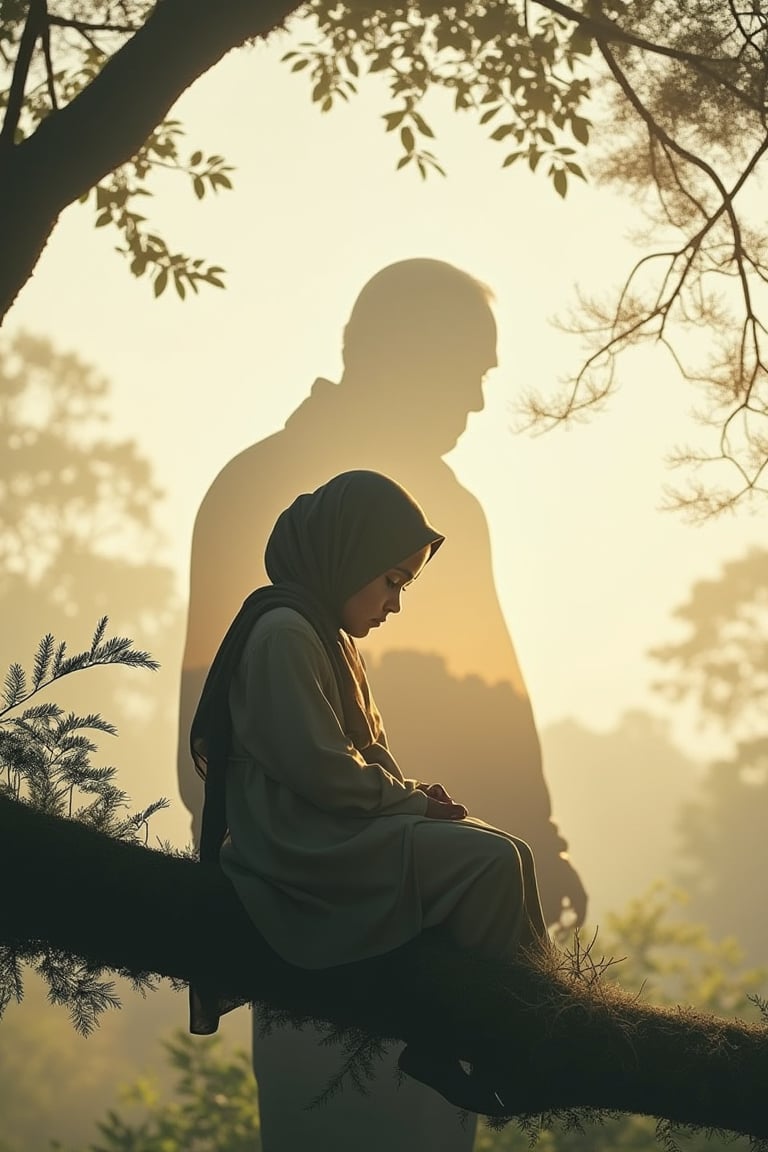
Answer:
[{"xmin": 205, "ymin": 427, "xmax": 286, "ymax": 493}]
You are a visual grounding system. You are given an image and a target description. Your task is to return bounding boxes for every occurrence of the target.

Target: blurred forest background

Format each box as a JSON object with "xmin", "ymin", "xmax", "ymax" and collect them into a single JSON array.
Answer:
[
  {"xmin": 4, "ymin": 0, "xmax": 768, "ymax": 1146},
  {"xmin": 1, "ymin": 331, "xmax": 767, "ymax": 1150}
]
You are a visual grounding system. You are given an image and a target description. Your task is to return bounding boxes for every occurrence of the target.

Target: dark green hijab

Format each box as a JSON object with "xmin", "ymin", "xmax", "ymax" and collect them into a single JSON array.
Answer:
[{"xmin": 189, "ymin": 470, "xmax": 442, "ymax": 1032}]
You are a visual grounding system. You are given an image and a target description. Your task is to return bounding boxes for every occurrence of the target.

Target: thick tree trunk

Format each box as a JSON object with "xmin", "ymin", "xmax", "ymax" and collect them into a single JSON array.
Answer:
[
  {"xmin": 2, "ymin": 792, "xmax": 768, "ymax": 1137},
  {"xmin": 0, "ymin": 0, "xmax": 302, "ymax": 322}
]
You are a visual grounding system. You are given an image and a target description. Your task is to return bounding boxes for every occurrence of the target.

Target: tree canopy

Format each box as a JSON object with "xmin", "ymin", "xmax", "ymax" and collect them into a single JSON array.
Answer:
[{"xmin": 1, "ymin": 1, "xmax": 768, "ymax": 510}]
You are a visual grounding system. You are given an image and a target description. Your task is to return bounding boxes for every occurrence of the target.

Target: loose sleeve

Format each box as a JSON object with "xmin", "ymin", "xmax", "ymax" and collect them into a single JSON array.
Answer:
[{"xmin": 237, "ymin": 622, "xmax": 429, "ymax": 817}]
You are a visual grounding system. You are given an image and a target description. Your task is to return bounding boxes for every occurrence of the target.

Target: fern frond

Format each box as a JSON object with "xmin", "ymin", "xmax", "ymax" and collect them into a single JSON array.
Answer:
[
  {"xmin": 51, "ymin": 642, "xmax": 67, "ymax": 677},
  {"xmin": 72, "ymin": 764, "xmax": 117, "ymax": 787},
  {"xmin": 55, "ymin": 712, "xmax": 118, "ymax": 738},
  {"xmin": 90, "ymin": 616, "xmax": 109, "ymax": 656},
  {"xmin": 32, "ymin": 634, "xmax": 56, "ymax": 688},
  {"xmin": 2, "ymin": 664, "xmax": 26, "ymax": 711},
  {"xmin": 57, "ymin": 653, "xmax": 93, "ymax": 677},
  {"xmin": 0, "ymin": 946, "xmax": 24, "ymax": 1015},
  {"xmin": 136, "ymin": 797, "xmax": 170, "ymax": 823},
  {"xmin": 8, "ymin": 719, "xmax": 56, "ymax": 753},
  {"xmin": 35, "ymin": 951, "xmax": 121, "ymax": 1036},
  {"xmin": 56, "ymin": 734, "xmax": 100, "ymax": 756},
  {"xmin": 18, "ymin": 702, "xmax": 63, "ymax": 724},
  {"xmin": 92, "ymin": 635, "xmax": 159, "ymax": 670}
]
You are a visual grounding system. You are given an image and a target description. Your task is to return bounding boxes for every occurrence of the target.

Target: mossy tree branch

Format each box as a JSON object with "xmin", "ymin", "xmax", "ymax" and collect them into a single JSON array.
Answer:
[{"xmin": 3, "ymin": 791, "xmax": 768, "ymax": 1138}]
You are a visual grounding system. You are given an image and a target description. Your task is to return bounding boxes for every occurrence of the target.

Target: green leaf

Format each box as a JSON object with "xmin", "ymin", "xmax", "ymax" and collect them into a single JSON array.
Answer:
[
  {"xmin": 175, "ymin": 276, "xmax": 186, "ymax": 300},
  {"xmin": 490, "ymin": 123, "xmax": 513, "ymax": 141},
  {"xmin": 412, "ymin": 112, "xmax": 434, "ymax": 139},
  {"xmin": 401, "ymin": 125, "xmax": 415, "ymax": 153},
  {"xmin": 571, "ymin": 117, "xmax": 590, "ymax": 145},
  {"xmin": 211, "ymin": 173, "xmax": 233, "ymax": 190},
  {"xmin": 569, "ymin": 25, "xmax": 594, "ymax": 57},
  {"xmin": 189, "ymin": 150, "xmax": 203, "ymax": 166},
  {"xmin": 193, "ymin": 176, "xmax": 205, "ymax": 200},
  {"xmin": 153, "ymin": 270, "xmax": 168, "ymax": 298},
  {"xmin": 553, "ymin": 167, "xmax": 568, "ymax": 198},
  {"xmin": 383, "ymin": 110, "xmax": 405, "ymax": 132},
  {"xmin": 396, "ymin": 154, "xmax": 412, "ymax": 170},
  {"xmin": 291, "ymin": 58, "xmax": 309, "ymax": 72}
]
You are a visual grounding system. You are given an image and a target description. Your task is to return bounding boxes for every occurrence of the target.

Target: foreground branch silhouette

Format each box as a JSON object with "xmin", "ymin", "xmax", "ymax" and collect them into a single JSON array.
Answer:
[{"xmin": 3, "ymin": 792, "xmax": 768, "ymax": 1138}]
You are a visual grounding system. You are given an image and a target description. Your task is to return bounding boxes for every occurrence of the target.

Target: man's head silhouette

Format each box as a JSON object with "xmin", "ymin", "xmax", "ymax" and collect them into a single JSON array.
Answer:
[{"xmin": 341, "ymin": 258, "xmax": 498, "ymax": 453}]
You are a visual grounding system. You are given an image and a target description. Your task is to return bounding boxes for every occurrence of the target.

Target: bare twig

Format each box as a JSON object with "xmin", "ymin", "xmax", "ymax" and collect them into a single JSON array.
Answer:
[
  {"xmin": 47, "ymin": 16, "xmax": 139, "ymax": 35},
  {"xmin": 0, "ymin": 0, "xmax": 45, "ymax": 153},
  {"xmin": 40, "ymin": 0, "xmax": 58, "ymax": 112}
]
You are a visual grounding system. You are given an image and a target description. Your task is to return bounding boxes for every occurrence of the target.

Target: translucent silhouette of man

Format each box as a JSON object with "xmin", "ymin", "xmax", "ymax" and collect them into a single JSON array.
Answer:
[{"xmin": 178, "ymin": 258, "xmax": 587, "ymax": 1151}]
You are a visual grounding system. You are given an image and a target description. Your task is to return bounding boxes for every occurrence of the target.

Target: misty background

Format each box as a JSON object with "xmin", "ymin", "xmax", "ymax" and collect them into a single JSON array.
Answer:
[{"xmin": 2, "ymin": 34, "xmax": 767, "ymax": 1152}]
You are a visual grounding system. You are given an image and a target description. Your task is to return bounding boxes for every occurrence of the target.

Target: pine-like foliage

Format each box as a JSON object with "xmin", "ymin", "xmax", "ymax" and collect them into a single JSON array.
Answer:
[{"xmin": 0, "ymin": 618, "xmax": 170, "ymax": 1034}]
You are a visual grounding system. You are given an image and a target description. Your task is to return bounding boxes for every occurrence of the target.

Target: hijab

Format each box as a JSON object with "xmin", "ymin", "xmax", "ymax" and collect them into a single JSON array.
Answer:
[{"xmin": 189, "ymin": 470, "xmax": 443, "ymax": 1032}]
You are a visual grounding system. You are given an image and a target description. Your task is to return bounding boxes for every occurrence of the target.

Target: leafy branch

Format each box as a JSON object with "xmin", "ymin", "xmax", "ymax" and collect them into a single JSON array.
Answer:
[
  {"xmin": 1, "ymin": 615, "xmax": 158, "ymax": 716},
  {"xmin": 1, "ymin": 9, "xmax": 233, "ymax": 300},
  {"xmin": 281, "ymin": 3, "xmax": 593, "ymax": 195},
  {"xmin": 78, "ymin": 117, "xmax": 232, "ymax": 298}
]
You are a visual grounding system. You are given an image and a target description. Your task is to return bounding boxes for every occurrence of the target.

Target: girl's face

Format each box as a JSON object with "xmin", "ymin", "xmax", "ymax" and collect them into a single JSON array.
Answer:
[{"xmin": 339, "ymin": 545, "xmax": 432, "ymax": 638}]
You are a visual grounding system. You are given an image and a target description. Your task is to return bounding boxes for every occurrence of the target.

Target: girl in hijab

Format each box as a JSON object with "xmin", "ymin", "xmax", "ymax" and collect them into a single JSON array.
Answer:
[{"xmin": 190, "ymin": 469, "xmax": 548, "ymax": 1125}]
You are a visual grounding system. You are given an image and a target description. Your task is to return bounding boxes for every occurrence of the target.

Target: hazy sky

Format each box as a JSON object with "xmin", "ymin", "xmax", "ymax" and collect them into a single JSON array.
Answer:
[{"xmin": 7, "ymin": 34, "xmax": 765, "ymax": 758}]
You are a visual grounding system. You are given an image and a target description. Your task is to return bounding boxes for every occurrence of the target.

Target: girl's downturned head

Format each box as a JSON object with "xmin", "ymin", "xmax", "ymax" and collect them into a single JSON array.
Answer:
[{"xmin": 264, "ymin": 470, "xmax": 444, "ymax": 619}]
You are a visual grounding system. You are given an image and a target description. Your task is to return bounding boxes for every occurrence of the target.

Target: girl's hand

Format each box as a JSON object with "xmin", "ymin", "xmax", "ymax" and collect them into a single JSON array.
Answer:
[
  {"xmin": 423, "ymin": 794, "xmax": 467, "ymax": 820},
  {"xmin": 415, "ymin": 781, "xmax": 467, "ymax": 818},
  {"xmin": 424, "ymin": 782, "xmax": 454, "ymax": 804}
]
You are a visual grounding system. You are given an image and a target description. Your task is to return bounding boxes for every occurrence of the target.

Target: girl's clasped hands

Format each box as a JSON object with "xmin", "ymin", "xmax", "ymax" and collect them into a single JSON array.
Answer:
[{"xmin": 417, "ymin": 781, "xmax": 468, "ymax": 821}]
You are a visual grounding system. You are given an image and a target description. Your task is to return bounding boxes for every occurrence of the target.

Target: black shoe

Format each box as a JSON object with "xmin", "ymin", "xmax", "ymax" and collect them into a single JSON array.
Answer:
[{"xmin": 397, "ymin": 1043, "xmax": 510, "ymax": 1117}]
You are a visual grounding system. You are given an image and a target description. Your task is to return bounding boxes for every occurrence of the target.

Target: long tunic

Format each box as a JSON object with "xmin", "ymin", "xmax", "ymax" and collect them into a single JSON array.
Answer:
[
  {"xmin": 222, "ymin": 606, "xmax": 531, "ymax": 1150},
  {"xmin": 220, "ymin": 606, "xmax": 430, "ymax": 968}
]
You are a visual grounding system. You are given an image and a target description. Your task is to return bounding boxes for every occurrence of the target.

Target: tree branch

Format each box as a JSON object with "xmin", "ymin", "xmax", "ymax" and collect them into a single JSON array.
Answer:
[
  {"xmin": 47, "ymin": 16, "xmax": 140, "ymax": 35},
  {"xmin": 3, "ymin": 792, "xmax": 768, "ymax": 1137},
  {"xmin": 532, "ymin": 0, "xmax": 759, "ymax": 111},
  {"xmin": 40, "ymin": 0, "xmax": 58, "ymax": 113},
  {"xmin": 0, "ymin": 0, "xmax": 303, "ymax": 323},
  {"xmin": 0, "ymin": 0, "xmax": 45, "ymax": 155}
]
